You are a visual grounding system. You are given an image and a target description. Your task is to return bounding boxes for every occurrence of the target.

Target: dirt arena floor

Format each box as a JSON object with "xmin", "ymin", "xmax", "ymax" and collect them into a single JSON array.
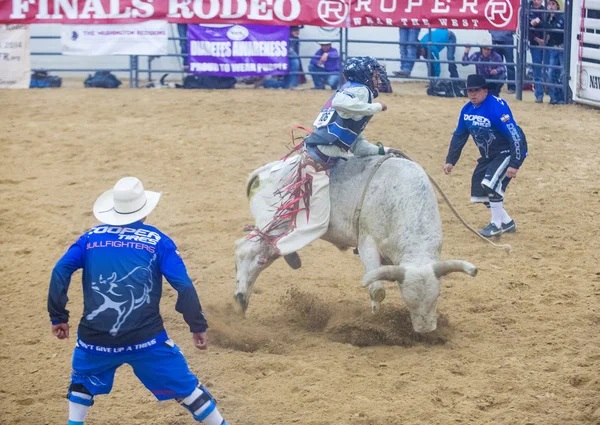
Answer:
[{"xmin": 1, "ymin": 82, "xmax": 600, "ymax": 425}]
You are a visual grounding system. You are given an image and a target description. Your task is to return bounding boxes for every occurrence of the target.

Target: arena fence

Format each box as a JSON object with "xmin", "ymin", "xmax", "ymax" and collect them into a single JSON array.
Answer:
[
  {"xmin": 29, "ymin": 6, "xmax": 573, "ymax": 104},
  {"xmin": 569, "ymin": 0, "xmax": 600, "ymax": 106}
]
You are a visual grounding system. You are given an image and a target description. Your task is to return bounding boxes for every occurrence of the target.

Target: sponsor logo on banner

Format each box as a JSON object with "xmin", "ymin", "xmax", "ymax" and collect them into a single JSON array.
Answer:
[
  {"xmin": 0, "ymin": 0, "xmax": 519, "ymax": 30},
  {"xmin": 61, "ymin": 20, "xmax": 168, "ymax": 55},
  {"xmin": 0, "ymin": 24, "xmax": 30, "ymax": 88},
  {"xmin": 188, "ymin": 24, "xmax": 290, "ymax": 77}
]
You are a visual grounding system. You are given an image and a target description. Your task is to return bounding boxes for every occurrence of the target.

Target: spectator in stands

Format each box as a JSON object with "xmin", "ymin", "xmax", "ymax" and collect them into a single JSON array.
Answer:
[
  {"xmin": 394, "ymin": 28, "xmax": 421, "ymax": 77},
  {"xmin": 529, "ymin": 0, "xmax": 549, "ymax": 103},
  {"xmin": 309, "ymin": 41, "xmax": 341, "ymax": 90},
  {"xmin": 418, "ymin": 29, "xmax": 459, "ymax": 79},
  {"xmin": 263, "ymin": 25, "xmax": 304, "ymax": 89},
  {"xmin": 177, "ymin": 24, "xmax": 189, "ymax": 72},
  {"xmin": 545, "ymin": 0, "xmax": 566, "ymax": 104},
  {"xmin": 489, "ymin": 30, "xmax": 516, "ymax": 93},
  {"xmin": 462, "ymin": 36, "xmax": 507, "ymax": 96}
]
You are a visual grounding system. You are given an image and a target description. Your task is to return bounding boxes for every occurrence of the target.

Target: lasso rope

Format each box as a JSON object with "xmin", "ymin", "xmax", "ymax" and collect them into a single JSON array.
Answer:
[
  {"xmin": 402, "ymin": 150, "xmax": 511, "ymax": 252},
  {"xmin": 355, "ymin": 149, "xmax": 512, "ymax": 253}
]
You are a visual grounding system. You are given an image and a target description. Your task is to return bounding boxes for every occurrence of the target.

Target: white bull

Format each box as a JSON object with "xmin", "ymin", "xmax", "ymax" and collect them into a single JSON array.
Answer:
[{"xmin": 234, "ymin": 154, "xmax": 477, "ymax": 333}]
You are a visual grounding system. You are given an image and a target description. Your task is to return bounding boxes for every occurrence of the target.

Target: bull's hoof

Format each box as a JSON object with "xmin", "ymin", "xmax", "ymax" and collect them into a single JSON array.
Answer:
[
  {"xmin": 368, "ymin": 283, "xmax": 386, "ymax": 303},
  {"xmin": 283, "ymin": 252, "xmax": 302, "ymax": 270},
  {"xmin": 371, "ymin": 300, "xmax": 382, "ymax": 314},
  {"xmin": 234, "ymin": 293, "xmax": 248, "ymax": 313}
]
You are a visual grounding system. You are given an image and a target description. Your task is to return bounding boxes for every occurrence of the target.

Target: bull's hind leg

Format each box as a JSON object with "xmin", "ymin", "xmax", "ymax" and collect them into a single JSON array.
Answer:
[{"xmin": 358, "ymin": 236, "xmax": 386, "ymax": 314}]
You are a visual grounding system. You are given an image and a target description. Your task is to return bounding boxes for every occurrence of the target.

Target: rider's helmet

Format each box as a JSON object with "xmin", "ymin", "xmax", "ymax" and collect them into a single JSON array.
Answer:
[{"xmin": 343, "ymin": 56, "xmax": 387, "ymax": 98}]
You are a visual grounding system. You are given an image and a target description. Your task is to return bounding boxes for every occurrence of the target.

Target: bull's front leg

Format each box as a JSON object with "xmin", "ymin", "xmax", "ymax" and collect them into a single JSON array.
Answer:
[{"xmin": 358, "ymin": 236, "xmax": 386, "ymax": 314}]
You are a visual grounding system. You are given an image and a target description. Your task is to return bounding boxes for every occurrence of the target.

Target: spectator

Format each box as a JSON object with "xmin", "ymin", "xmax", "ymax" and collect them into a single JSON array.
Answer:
[
  {"xmin": 545, "ymin": 0, "xmax": 566, "ymax": 104},
  {"xmin": 529, "ymin": 0, "xmax": 548, "ymax": 103},
  {"xmin": 309, "ymin": 41, "xmax": 341, "ymax": 90},
  {"xmin": 462, "ymin": 35, "xmax": 507, "ymax": 96},
  {"xmin": 489, "ymin": 30, "xmax": 516, "ymax": 93},
  {"xmin": 418, "ymin": 29, "xmax": 459, "ymax": 79},
  {"xmin": 264, "ymin": 25, "xmax": 304, "ymax": 89},
  {"xmin": 177, "ymin": 24, "xmax": 189, "ymax": 72},
  {"xmin": 394, "ymin": 28, "xmax": 421, "ymax": 77}
]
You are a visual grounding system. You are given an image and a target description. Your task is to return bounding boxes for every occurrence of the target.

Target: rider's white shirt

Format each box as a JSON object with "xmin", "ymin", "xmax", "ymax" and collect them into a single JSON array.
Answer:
[{"xmin": 316, "ymin": 85, "xmax": 383, "ymax": 158}]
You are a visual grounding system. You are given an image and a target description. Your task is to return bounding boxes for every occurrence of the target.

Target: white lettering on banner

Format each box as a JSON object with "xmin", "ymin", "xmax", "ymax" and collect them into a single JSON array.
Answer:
[
  {"xmin": 222, "ymin": 0, "xmax": 247, "ymax": 18},
  {"xmin": 191, "ymin": 62, "xmax": 220, "ymax": 71},
  {"xmin": 318, "ymin": 0, "xmax": 348, "ymax": 25},
  {"xmin": 405, "ymin": 0, "xmax": 423, "ymax": 13},
  {"xmin": 193, "ymin": 0, "xmax": 220, "ymax": 19},
  {"xmin": 484, "ymin": 0, "xmax": 513, "ymax": 28},
  {"xmin": 248, "ymin": 0, "xmax": 272, "ymax": 20},
  {"xmin": 109, "ymin": 0, "xmax": 131, "ymax": 17},
  {"xmin": 232, "ymin": 40, "xmax": 288, "ymax": 56},
  {"xmin": 131, "ymin": 0, "xmax": 153, "ymax": 17},
  {"xmin": 432, "ymin": 0, "xmax": 450, "ymax": 13},
  {"xmin": 380, "ymin": 0, "xmax": 396, "ymax": 12},
  {"xmin": 273, "ymin": 0, "xmax": 301, "ymax": 20},
  {"xmin": 191, "ymin": 40, "xmax": 232, "ymax": 56},
  {"xmin": 51, "ymin": 0, "xmax": 77, "ymax": 19},
  {"xmin": 354, "ymin": 0, "xmax": 372, "ymax": 12},
  {"xmin": 459, "ymin": 0, "xmax": 478, "ymax": 14},
  {"xmin": 169, "ymin": 0, "xmax": 195, "ymax": 18},
  {"xmin": 80, "ymin": 0, "xmax": 108, "ymax": 19},
  {"xmin": 168, "ymin": 0, "xmax": 300, "ymax": 21}
]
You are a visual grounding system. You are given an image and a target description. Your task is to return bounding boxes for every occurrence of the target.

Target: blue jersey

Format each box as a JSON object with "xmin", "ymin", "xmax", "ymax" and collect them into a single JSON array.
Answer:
[
  {"xmin": 446, "ymin": 94, "xmax": 527, "ymax": 168},
  {"xmin": 48, "ymin": 221, "xmax": 207, "ymax": 354},
  {"xmin": 306, "ymin": 81, "xmax": 374, "ymax": 150}
]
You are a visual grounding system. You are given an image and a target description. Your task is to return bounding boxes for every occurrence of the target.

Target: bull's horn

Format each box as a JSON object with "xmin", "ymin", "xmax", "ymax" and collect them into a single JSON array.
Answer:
[
  {"xmin": 432, "ymin": 260, "xmax": 478, "ymax": 278},
  {"xmin": 361, "ymin": 266, "xmax": 406, "ymax": 287}
]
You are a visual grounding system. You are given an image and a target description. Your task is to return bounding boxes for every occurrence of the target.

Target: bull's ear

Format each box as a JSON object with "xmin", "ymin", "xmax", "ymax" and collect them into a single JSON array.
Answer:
[{"xmin": 433, "ymin": 260, "xmax": 478, "ymax": 278}]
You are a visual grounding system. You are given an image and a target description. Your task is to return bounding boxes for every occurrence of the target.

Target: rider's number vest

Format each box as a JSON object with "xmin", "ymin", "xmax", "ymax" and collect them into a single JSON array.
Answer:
[{"xmin": 306, "ymin": 82, "xmax": 374, "ymax": 151}]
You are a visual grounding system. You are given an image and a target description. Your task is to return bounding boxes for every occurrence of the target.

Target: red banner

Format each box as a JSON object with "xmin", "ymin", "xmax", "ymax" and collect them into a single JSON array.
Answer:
[
  {"xmin": 350, "ymin": 0, "xmax": 518, "ymax": 30},
  {"xmin": 0, "ymin": 0, "xmax": 518, "ymax": 30}
]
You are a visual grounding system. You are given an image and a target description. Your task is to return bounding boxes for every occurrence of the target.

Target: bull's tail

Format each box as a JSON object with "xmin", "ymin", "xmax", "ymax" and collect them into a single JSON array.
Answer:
[{"xmin": 361, "ymin": 266, "xmax": 406, "ymax": 287}]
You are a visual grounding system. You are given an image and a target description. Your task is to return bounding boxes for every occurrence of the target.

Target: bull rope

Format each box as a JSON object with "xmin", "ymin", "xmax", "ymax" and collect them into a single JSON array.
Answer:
[{"xmin": 355, "ymin": 150, "xmax": 512, "ymax": 253}]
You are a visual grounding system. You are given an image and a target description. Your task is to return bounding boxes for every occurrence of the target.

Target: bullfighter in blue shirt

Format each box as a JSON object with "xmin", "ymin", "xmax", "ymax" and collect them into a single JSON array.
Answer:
[
  {"xmin": 48, "ymin": 177, "xmax": 229, "ymax": 425},
  {"xmin": 443, "ymin": 74, "xmax": 528, "ymax": 237}
]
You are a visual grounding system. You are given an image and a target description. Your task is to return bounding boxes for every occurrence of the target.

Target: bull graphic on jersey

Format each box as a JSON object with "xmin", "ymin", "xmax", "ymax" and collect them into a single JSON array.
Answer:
[
  {"xmin": 471, "ymin": 127, "xmax": 496, "ymax": 158},
  {"xmin": 86, "ymin": 254, "xmax": 156, "ymax": 336}
]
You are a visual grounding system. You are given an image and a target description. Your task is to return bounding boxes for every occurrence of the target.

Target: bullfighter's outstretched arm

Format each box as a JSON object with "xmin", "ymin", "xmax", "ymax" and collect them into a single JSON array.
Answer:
[{"xmin": 48, "ymin": 235, "xmax": 86, "ymax": 325}]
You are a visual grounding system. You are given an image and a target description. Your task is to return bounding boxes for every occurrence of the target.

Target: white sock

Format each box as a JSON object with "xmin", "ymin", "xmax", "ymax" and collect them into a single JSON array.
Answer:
[
  {"xmin": 183, "ymin": 388, "xmax": 225, "ymax": 425},
  {"xmin": 501, "ymin": 208, "xmax": 512, "ymax": 224},
  {"xmin": 69, "ymin": 392, "xmax": 91, "ymax": 422},
  {"xmin": 489, "ymin": 201, "xmax": 504, "ymax": 227}
]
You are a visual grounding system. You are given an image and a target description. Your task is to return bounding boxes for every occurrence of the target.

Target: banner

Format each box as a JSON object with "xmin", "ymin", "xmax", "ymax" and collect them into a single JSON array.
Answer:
[
  {"xmin": 0, "ymin": 24, "xmax": 30, "ymax": 89},
  {"xmin": 188, "ymin": 24, "xmax": 289, "ymax": 76},
  {"xmin": 0, "ymin": 0, "xmax": 519, "ymax": 30},
  {"xmin": 350, "ymin": 0, "xmax": 518, "ymax": 30},
  {"xmin": 61, "ymin": 20, "xmax": 168, "ymax": 55}
]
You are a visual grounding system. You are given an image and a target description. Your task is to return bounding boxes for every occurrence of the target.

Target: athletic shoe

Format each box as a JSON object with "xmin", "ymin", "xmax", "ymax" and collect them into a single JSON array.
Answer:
[
  {"xmin": 501, "ymin": 220, "xmax": 516, "ymax": 233},
  {"xmin": 479, "ymin": 223, "xmax": 502, "ymax": 237}
]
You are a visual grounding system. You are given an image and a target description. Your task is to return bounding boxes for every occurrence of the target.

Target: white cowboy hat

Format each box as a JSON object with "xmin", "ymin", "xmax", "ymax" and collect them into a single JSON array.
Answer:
[
  {"xmin": 317, "ymin": 40, "xmax": 333, "ymax": 45},
  {"xmin": 93, "ymin": 177, "xmax": 161, "ymax": 226}
]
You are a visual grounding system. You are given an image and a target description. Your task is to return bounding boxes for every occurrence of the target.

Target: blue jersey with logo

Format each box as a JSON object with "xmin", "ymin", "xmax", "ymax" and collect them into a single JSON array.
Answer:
[
  {"xmin": 306, "ymin": 81, "xmax": 374, "ymax": 150},
  {"xmin": 446, "ymin": 94, "xmax": 528, "ymax": 168},
  {"xmin": 48, "ymin": 221, "xmax": 207, "ymax": 354}
]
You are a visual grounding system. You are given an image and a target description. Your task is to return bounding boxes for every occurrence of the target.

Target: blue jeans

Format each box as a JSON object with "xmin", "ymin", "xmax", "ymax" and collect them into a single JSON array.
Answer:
[
  {"xmin": 264, "ymin": 51, "xmax": 300, "ymax": 89},
  {"xmin": 399, "ymin": 28, "xmax": 420, "ymax": 73},
  {"xmin": 177, "ymin": 24, "xmax": 188, "ymax": 67},
  {"xmin": 493, "ymin": 41, "xmax": 516, "ymax": 90},
  {"xmin": 447, "ymin": 31, "xmax": 458, "ymax": 79},
  {"xmin": 530, "ymin": 46, "xmax": 550, "ymax": 99},
  {"xmin": 309, "ymin": 63, "xmax": 340, "ymax": 89},
  {"xmin": 548, "ymin": 48, "xmax": 564, "ymax": 102}
]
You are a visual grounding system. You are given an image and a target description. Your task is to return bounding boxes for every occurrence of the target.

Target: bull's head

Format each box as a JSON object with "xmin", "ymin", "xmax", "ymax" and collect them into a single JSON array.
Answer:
[
  {"xmin": 361, "ymin": 260, "xmax": 477, "ymax": 333},
  {"xmin": 233, "ymin": 237, "xmax": 277, "ymax": 313}
]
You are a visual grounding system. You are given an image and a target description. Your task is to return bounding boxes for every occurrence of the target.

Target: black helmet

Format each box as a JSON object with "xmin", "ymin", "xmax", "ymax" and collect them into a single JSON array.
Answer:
[{"xmin": 343, "ymin": 56, "xmax": 386, "ymax": 97}]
